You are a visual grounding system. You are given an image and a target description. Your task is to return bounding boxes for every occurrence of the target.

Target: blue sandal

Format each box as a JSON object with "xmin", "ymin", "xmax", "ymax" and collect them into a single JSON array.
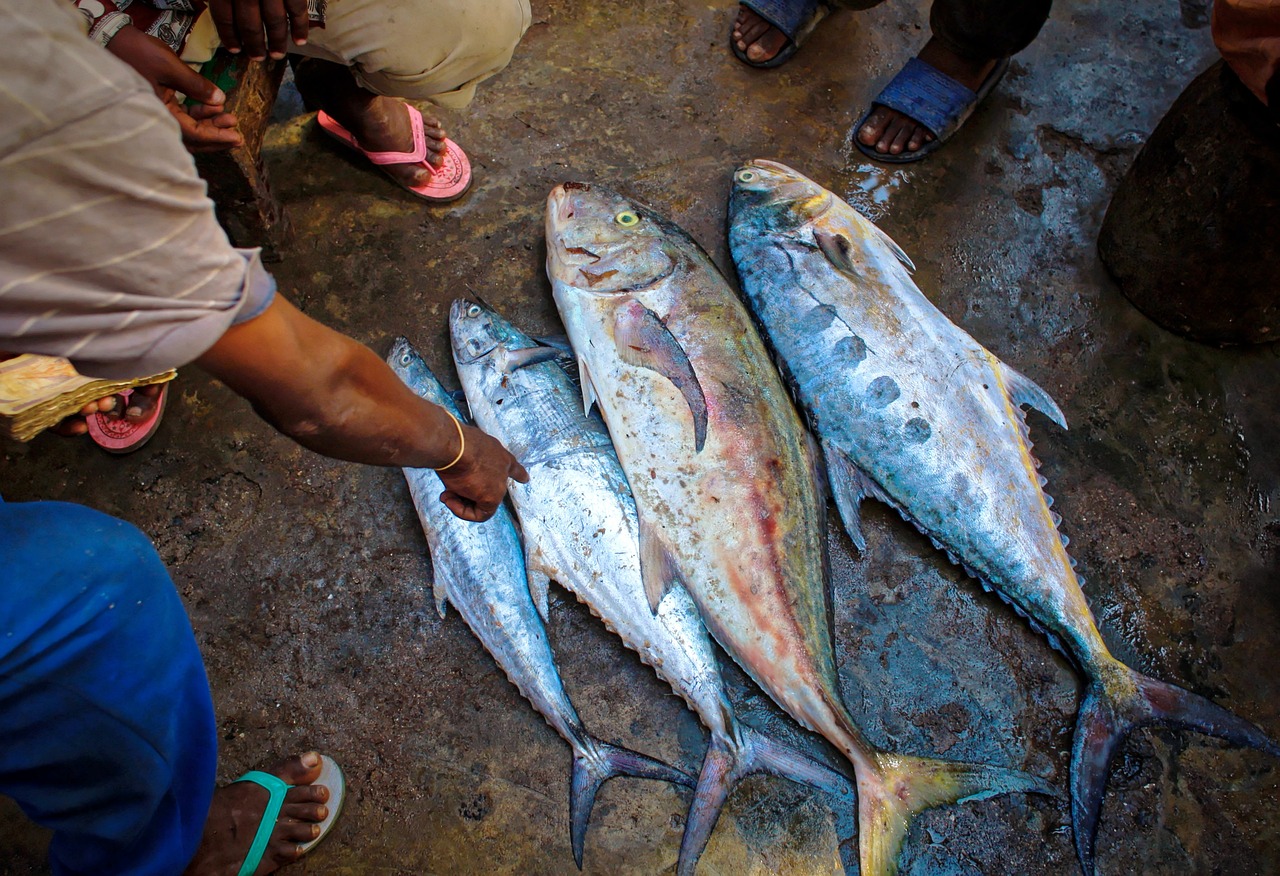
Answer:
[
  {"xmin": 854, "ymin": 56, "xmax": 1011, "ymax": 163},
  {"xmin": 233, "ymin": 755, "xmax": 346, "ymax": 876},
  {"xmin": 731, "ymin": 0, "xmax": 830, "ymax": 69}
]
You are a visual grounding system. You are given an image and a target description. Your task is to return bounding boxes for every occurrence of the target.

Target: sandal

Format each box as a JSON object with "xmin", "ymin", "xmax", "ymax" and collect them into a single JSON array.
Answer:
[
  {"xmin": 731, "ymin": 0, "xmax": 830, "ymax": 69},
  {"xmin": 233, "ymin": 754, "xmax": 346, "ymax": 876},
  {"xmin": 317, "ymin": 105, "xmax": 472, "ymax": 203}
]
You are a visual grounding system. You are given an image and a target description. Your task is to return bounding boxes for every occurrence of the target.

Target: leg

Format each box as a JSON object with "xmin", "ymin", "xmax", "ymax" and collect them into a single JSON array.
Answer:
[
  {"xmin": 857, "ymin": 0, "xmax": 1051, "ymax": 158},
  {"xmin": 0, "ymin": 500, "xmax": 217, "ymax": 875},
  {"xmin": 291, "ymin": 0, "xmax": 531, "ymax": 191}
]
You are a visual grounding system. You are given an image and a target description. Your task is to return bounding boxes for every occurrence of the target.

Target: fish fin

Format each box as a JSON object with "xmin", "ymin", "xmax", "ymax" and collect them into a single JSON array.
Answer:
[
  {"xmin": 813, "ymin": 229, "xmax": 862, "ymax": 280},
  {"xmin": 676, "ymin": 721, "xmax": 852, "ymax": 875},
  {"xmin": 822, "ymin": 441, "xmax": 894, "ymax": 552},
  {"xmin": 533, "ymin": 334, "xmax": 575, "ymax": 357},
  {"xmin": 505, "ymin": 345, "xmax": 562, "ymax": 372},
  {"xmin": 570, "ymin": 738, "xmax": 693, "ymax": 869},
  {"xmin": 526, "ymin": 564, "xmax": 552, "ymax": 624},
  {"xmin": 577, "ymin": 358, "xmax": 600, "ymax": 417},
  {"xmin": 447, "ymin": 389, "xmax": 473, "ymax": 421},
  {"xmin": 1070, "ymin": 660, "xmax": 1280, "ymax": 876},
  {"xmin": 1000, "ymin": 362, "xmax": 1068, "ymax": 430},
  {"xmin": 639, "ymin": 517, "xmax": 680, "ymax": 615},
  {"xmin": 429, "ymin": 562, "xmax": 452, "ymax": 619},
  {"xmin": 858, "ymin": 752, "xmax": 1054, "ymax": 876},
  {"xmin": 612, "ymin": 300, "xmax": 708, "ymax": 452},
  {"xmin": 871, "ymin": 224, "xmax": 916, "ymax": 273}
]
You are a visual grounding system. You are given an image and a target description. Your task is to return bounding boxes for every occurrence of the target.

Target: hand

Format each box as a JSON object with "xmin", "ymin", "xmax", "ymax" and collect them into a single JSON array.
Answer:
[
  {"xmin": 209, "ymin": 0, "xmax": 310, "ymax": 61},
  {"xmin": 437, "ymin": 426, "xmax": 530, "ymax": 522},
  {"xmin": 107, "ymin": 25, "xmax": 243, "ymax": 152}
]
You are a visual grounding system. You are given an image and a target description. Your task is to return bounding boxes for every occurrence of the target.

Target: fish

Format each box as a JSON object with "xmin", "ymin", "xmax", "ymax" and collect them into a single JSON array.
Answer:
[
  {"xmin": 386, "ymin": 337, "xmax": 693, "ymax": 868},
  {"xmin": 545, "ymin": 181, "xmax": 1049, "ymax": 876},
  {"xmin": 725, "ymin": 158, "xmax": 1280, "ymax": 875},
  {"xmin": 448, "ymin": 298, "xmax": 852, "ymax": 875}
]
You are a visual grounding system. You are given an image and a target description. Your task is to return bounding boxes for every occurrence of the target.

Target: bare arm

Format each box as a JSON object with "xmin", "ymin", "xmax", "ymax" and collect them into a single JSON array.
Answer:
[{"xmin": 196, "ymin": 295, "xmax": 528, "ymax": 521}]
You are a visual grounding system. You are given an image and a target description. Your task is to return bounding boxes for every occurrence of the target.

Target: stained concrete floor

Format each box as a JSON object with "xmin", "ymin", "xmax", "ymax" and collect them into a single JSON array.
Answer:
[{"xmin": 3, "ymin": 0, "xmax": 1279, "ymax": 873}]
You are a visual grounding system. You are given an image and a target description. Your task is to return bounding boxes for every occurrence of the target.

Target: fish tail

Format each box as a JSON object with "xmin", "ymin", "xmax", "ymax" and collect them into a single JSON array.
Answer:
[
  {"xmin": 569, "ymin": 738, "xmax": 694, "ymax": 869},
  {"xmin": 676, "ymin": 726, "xmax": 851, "ymax": 876},
  {"xmin": 857, "ymin": 752, "xmax": 1054, "ymax": 876},
  {"xmin": 1071, "ymin": 663, "xmax": 1280, "ymax": 876}
]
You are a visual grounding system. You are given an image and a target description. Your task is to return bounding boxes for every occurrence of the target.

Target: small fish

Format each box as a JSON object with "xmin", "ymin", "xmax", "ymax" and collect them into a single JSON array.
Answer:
[
  {"xmin": 387, "ymin": 337, "xmax": 692, "ymax": 868},
  {"xmin": 449, "ymin": 299, "xmax": 851, "ymax": 875},
  {"xmin": 726, "ymin": 159, "xmax": 1280, "ymax": 875},
  {"xmin": 546, "ymin": 182, "xmax": 1049, "ymax": 876}
]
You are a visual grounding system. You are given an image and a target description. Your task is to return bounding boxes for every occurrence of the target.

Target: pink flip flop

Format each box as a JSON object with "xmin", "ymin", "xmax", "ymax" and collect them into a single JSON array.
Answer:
[
  {"xmin": 86, "ymin": 384, "xmax": 169, "ymax": 454},
  {"xmin": 316, "ymin": 105, "xmax": 472, "ymax": 203}
]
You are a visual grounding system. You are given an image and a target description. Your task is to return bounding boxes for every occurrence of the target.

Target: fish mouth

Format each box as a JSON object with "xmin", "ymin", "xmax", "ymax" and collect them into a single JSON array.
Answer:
[{"xmin": 448, "ymin": 298, "xmax": 502, "ymax": 364}]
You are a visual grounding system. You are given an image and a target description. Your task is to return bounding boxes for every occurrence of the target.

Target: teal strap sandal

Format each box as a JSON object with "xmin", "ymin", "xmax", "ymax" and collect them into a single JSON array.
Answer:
[{"xmin": 233, "ymin": 755, "xmax": 346, "ymax": 876}]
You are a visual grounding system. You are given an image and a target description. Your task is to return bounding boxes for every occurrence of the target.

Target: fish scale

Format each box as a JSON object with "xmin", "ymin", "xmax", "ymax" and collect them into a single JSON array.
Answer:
[
  {"xmin": 546, "ymin": 180, "xmax": 1050, "ymax": 876},
  {"xmin": 447, "ymin": 299, "xmax": 851, "ymax": 876},
  {"xmin": 726, "ymin": 158, "xmax": 1280, "ymax": 876}
]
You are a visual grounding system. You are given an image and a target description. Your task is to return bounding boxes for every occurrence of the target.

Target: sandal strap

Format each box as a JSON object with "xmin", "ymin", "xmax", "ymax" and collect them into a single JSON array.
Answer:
[
  {"xmin": 873, "ymin": 57, "xmax": 978, "ymax": 140},
  {"xmin": 360, "ymin": 105, "xmax": 429, "ymax": 166},
  {"xmin": 740, "ymin": 0, "xmax": 825, "ymax": 43},
  {"xmin": 233, "ymin": 770, "xmax": 291, "ymax": 876}
]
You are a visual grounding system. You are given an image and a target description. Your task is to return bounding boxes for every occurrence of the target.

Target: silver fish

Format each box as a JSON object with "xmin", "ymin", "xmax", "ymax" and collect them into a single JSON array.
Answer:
[
  {"xmin": 545, "ymin": 182, "xmax": 1048, "ymax": 876},
  {"xmin": 449, "ymin": 299, "xmax": 850, "ymax": 875},
  {"xmin": 726, "ymin": 159, "xmax": 1280, "ymax": 875},
  {"xmin": 387, "ymin": 337, "xmax": 692, "ymax": 867}
]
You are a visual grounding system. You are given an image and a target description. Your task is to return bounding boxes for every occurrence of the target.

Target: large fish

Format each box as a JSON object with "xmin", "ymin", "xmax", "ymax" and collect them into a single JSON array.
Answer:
[
  {"xmin": 448, "ymin": 298, "xmax": 850, "ymax": 874},
  {"xmin": 386, "ymin": 338, "xmax": 692, "ymax": 867},
  {"xmin": 545, "ymin": 182, "xmax": 1048, "ymax": 876},
  {"xmin": 725, "ymin": 159, "xmax": 1280, "ymax": 874}
]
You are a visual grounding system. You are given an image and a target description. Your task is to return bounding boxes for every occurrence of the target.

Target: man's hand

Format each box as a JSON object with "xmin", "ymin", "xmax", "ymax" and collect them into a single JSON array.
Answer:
[
  {"xmin": 106, "ymin": 25, "xmax": 243, "ymax": 152},
  {"xmin": 437, "ymin": 427, "xmax": 530, "ymax": 522},
  {"xmin": 209, "ymin": 0, "xmax": 310, "ymax": 60}
]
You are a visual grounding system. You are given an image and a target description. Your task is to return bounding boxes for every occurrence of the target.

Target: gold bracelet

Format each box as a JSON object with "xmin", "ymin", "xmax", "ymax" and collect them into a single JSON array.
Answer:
[{"xmin": 433, "ymin": 411, "xmax": 466, "ymax": 472}]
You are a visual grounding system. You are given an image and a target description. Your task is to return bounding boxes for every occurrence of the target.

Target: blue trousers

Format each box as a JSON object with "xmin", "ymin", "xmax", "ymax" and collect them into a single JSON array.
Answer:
[{"xmin": 0, "ymin": 499, "xmax": 216, "ymax": 875}]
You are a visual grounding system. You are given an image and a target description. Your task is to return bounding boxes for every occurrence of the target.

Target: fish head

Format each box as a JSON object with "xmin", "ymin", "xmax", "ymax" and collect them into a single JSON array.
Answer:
[
  {"xmin": 386, "ymin": 336, "xmax": 454, "ymax": 411},
  {"xmin": 545, "ymin": 182, "xmax": 684, "ymax": 296},
  {"xmin": 449, "ymin": 299, "xmax": 527, "ymax": 366},
  {"xmin": 728, "ymin": 159, "xmax": 832, "ymax": 233}
]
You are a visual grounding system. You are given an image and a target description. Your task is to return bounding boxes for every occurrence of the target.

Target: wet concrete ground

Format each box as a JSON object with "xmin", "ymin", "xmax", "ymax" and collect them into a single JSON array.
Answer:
[{"xmin": 3, "ymin": 0, "xmax": 1279, "ymax": 873}]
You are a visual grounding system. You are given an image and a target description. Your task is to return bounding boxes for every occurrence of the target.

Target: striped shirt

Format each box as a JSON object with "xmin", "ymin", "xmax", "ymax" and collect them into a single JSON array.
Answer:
[{"xmin": 0, "ymin": 0, "xmax": 275, "ymax": 381}]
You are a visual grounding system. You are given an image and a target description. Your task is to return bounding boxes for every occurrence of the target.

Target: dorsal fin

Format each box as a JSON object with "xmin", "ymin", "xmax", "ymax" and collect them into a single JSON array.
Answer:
[
  {"xmin": 870, "ymin": 223, "xmax": 916, "ymax": 272},
  {"xmin": 1001, "ymin": 362, "xmax": 1067, "ymax": 429}
]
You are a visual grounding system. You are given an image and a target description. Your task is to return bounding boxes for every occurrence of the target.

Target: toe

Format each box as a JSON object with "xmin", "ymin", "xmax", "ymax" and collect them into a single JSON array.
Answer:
[
  {"xmin": 887, "ymin": 122, "xmax": 913, "ymax": 155},
  {"xmin": 859, "ymin": 108, "xmax": 890, "ymax": 146},
  {"xmin": 282, "ymin": 801, "xmax": 329, "ymax": 822},
  {"xmin": 273, "ymin": 752, "xmax": 325, "ymax": 787}
]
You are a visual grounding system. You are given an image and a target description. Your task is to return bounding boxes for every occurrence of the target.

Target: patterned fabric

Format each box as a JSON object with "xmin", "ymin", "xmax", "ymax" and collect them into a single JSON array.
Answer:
[{"xmin": 70, "ymin": 0, "xmax": 326, "ymax": 53}]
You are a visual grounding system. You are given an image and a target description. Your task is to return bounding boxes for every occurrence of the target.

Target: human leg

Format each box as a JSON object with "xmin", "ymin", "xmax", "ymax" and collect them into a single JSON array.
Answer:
[
  {"xmin": 0, "ymin": 499, "xmax": 217, "ymax": 875},
  {"xmin": 291, "ymin": 0, "xmax": 531, "ymax": 195},
  {"xmin": 856, "ymin": 0, "xmax": 1051, "ymax": 159},
  {"xmin": 732, "ymin": 0, "xmax": 882, "ymax": 68}
]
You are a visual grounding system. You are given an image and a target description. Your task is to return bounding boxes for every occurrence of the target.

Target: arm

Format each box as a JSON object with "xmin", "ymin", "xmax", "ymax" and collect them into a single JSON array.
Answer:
[{"xmin": 196, "ymin": 295, "xmax": 528, "ymax": 521}]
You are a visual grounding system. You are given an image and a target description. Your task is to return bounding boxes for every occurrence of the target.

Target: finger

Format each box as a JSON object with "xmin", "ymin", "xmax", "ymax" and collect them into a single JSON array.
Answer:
[
  {"xmin": 209, "ymin": 0, "xmax": 241, "ymax": 52},
  {"xmin": 235, "ymin": 0, "xmax": 268, "ymax": 59},
  {"xmin": 161, "ymin": 63, "xmax": 227, "ymax": 108},
  {"xmin": 260, "ymin": 0, "xmax": 291, "ymax": 57},
  {"xmin": 510, "ymin": 460, "xmax": 530, "ymax": 484},
  {"xmin": 284, "ymin": 0, "xmax": 310, "ymax": 45},
  {"xmin": 440, "ymin": 491, "xmax": 496, "ymax": 523}
]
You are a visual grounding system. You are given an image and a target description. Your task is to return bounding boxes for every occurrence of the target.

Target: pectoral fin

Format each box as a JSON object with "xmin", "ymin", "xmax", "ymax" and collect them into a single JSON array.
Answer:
[
  {"xmin": 613, "ymin": 301, "xmax": 708, "ymax": 452},
  {"xmin": 578, "ymin": 358, "xmax": 600, "ymax": 416},
  {"xmin": 505, "ymin": 345, "xmax": 563, "ymax": 372},
  {"xmin": 822, "ymin": 440, "xmax": 894, "ymax": 553},
  {"xmin": 429, "ymin": 561, "xmax": 453, "ymax": 619},
  {"xmin": 527, "ymin": 565, "xmax": 551, "ymax": 624},
  {"xmin": 639, "ymin": 517, "xmax": 682, "ymax": 614}
]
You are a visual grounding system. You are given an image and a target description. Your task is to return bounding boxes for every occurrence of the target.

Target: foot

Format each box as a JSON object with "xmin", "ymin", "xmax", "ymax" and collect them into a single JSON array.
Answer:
[
  {"xmin": 733, "ymin": 4, "xmax": 789, "ymax": 65},
  {"xmin": 54, "ymin": 384, "xmax": 163, "ymax": 437},
  {"xmin": 332, "ymin": 97, "xmax": 450, "ymax": 190},
  {"xmin": 857, "ymin": 38, "xmax": 999, "ymax": 158},
  {"xmin": 183, "ymin": 752, "xmax": 332, "ymax": 876}
]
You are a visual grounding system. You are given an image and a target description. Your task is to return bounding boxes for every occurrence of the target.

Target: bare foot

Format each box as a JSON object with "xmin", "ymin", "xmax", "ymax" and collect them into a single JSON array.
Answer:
[
  {"xmin": 857, "ymin": 37, "xmax": 999, "ymax": 157},
  {"xmin": 732, "ymin": 5, "xmax": 789, "ymax": 64},
  {"xmin": 183, "ymin": 753, "xmax": 332, "ymax": 876},
  {"xmin": 52, "ymin": 384, "xmax": 162, "ymax": 437},
  {"xmin": 335, "ymin": 96, "xmax": 450, "ymax": 190}
]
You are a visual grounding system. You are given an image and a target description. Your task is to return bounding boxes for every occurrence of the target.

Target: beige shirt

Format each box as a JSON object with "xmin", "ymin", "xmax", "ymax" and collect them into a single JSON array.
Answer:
[{"xmin": 0, "ymin": 0, "xmax": 275, "ymax": 381}]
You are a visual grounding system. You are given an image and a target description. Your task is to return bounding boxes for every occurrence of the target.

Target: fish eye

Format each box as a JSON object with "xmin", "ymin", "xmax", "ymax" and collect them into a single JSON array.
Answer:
[
  {"xmin": 400, "ymin": 353, "xmax": 411, "ymax": 365},
  {"xmin": 467, "ymin": 304, "xmax": 482, "ymax": 317},
  {"xmin": 737, "ymin": 170, "xmax": 757, "ymax": 183},
  {"xmin": 615, "ymin": 211, "xmax": 640, "ymax": 227}
]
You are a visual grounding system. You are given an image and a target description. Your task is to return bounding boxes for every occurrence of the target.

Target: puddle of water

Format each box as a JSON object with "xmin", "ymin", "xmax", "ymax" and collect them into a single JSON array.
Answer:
[{"xmin": 842, "ymin": 163, "xmax": 912, "ymax": 222}]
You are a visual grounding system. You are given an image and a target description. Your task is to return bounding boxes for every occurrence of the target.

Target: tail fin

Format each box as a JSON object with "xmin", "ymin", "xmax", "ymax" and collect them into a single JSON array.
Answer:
[
  {"xmin": 676, "ymin": 725, "xmax": 852, "ymax": 876},
  {"xmin": 1071, "ymin": 664, "xmax": 1280, "ymax": 876},
  {"xmin": 569, "ymin": 738, "xmax": 694, "ymax": 869},
  {"xmin": 857, "ymin": 752, "xmax": 1054, "ymax": 876}
]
